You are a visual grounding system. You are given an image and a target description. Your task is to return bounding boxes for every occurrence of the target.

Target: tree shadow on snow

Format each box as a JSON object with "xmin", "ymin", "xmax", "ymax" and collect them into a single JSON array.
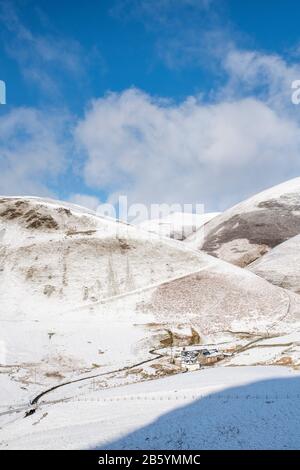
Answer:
[{"xmin": 95, "ymin": 376, "xmax": 300, "ymax": 450}]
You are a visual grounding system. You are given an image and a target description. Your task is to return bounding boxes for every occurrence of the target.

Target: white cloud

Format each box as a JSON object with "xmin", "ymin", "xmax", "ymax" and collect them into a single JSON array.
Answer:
[
  {"xmin": 75, "ymin": 87, "xmax": 300, "ymax": 210},
  {"xmin": 0, "ymin": 107, "xmax": 68, "ymax": 196},
  {"xmin": 68, "ymin": 194, "xmax": 101, "ymax": 211},
  {"xmin": 221, "ymin": 49, "xmax": 300, "ymax": 115}
]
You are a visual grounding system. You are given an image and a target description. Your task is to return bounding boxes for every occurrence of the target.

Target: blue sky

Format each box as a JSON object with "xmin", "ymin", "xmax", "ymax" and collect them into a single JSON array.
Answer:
[{"xmin": 1, "ymin": 0, "xmax": 300, "ymax": 211}]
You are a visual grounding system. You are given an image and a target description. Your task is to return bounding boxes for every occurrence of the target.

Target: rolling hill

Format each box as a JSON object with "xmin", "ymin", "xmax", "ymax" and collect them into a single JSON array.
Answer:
[
  {"xmin": 1, "ymin": 192, "xmax": 300, "ymax": 449},
  {"xmin": 192, "ymin": 177, "xmax": 300, "ymax": 267},
  {"xmin": 248, "ymin": 234, "xmax": 300, "ymax": 293},
  {"xmin": 138, "ymin": 211, "xmax": 220, "ymax": 240}
]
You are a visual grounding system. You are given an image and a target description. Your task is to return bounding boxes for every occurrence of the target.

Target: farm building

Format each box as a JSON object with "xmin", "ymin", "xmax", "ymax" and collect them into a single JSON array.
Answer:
[
  {"xmin": 179, "ymin": 350, "xmax": 200, "ymax": 371},
  {"xmin": 198, "ymin": 348, "xmax": 224, "ymax": 365},
  {"xmin": 175, "ymin": 347, "xmax": 226, "ymax": 370}
]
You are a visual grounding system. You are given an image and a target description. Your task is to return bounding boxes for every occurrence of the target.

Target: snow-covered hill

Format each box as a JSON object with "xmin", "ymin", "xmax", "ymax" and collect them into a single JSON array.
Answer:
[
  {"xmin": 0, "ymin": 197, "xmax": 211, "ymax": 395},
  {"xmin": 248, "ymin": 234, "xmax": 300, "ymax": 293},
  {"xmin": 1, "ymin": 193, "xmax": 300, "ymax": 449},
  {"xmin": 138, "ymin": 211, "xmax": 220, "ymax": 240},
  {"xmin": 198, "ymin": 178, "xmax": 300, "ymax": 266},
  {"xmin": 1, "ymin": 197, "xmax": 214, "ymax": 313}
]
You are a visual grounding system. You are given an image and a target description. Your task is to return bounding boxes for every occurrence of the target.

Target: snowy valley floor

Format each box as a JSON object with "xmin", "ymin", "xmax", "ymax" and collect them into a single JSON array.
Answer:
[{"xmin": 0, "ymin": 366, "xmax": 299, "ymax": 450}]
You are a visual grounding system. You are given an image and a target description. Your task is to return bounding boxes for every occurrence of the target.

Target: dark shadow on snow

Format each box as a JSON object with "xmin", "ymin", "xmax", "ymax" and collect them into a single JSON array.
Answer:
[{"xmin": 95, "ymin": 376, "xmax": 300, "ymax": 450}]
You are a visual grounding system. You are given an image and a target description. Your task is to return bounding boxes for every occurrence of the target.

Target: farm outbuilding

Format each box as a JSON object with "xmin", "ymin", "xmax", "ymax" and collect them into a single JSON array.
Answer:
[{"xmin": 198, "ymin": 348, "xmax": 224, "ymax": 365}]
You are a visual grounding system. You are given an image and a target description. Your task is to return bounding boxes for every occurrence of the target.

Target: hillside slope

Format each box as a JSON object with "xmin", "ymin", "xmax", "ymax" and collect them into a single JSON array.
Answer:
[
  {"xmin": 0, "ymin": 197, "xmax": 207, "ymax": 313},
  {"xmin": 248, "ymin": 234, "xmax": 300, "ymax": 293},
  {"xmin": 139, "ymin": 211, "xmax": 220, "ymax": 240},
  {"xmin": 197, "ymin": 178, "xmax": 300, "ymax": 266}
]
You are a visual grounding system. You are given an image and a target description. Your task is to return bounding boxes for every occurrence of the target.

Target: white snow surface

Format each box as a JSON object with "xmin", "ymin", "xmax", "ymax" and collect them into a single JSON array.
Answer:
[
  {"xmin": 138, "ymin": 211, "xmax": 220, "ymax": 240},
  {"xmin": 196, "ymin": 177, "xmax": 300, "ymax": 266},
  {"xmin": 248, "ymin": 234, "xmax": 300, "ymax": 293},
  {"xmin": 206, "ymin": 177, "xmax": 300, "ymax": 220},
  {"xmin": 1, "ymin": 366, "xmax": 299, "ymax": 450}
]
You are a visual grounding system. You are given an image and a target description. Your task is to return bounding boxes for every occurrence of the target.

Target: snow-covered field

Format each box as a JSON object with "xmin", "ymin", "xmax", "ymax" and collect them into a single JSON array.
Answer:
[{"xmin": 1, "ymin": 366, "xmax": 299, "ymax": 450}]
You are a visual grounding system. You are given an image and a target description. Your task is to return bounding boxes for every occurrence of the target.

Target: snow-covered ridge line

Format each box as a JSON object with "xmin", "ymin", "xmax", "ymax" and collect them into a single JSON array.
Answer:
[
  {"xmin": 198, "ymin": 176, "xmax": 300, "ymax": 266},
  {"xmin": 0, "ymin": 195, "xmax": 212, "ymax": 256},
  {"xmin": 214, "ymin": 176, "xmax": 300, "ymax": 217}
]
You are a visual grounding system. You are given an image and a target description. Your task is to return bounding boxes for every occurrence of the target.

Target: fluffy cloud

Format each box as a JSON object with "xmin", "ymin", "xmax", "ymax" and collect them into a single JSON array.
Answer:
[
  {"xmin": 222, "ymin": 49, "xmax": 300, "ymax": 114},
  {"xmin": 0, "ymin": 107, "xmax": 68, "ymax": 196},
  {"xmin": 75, "ymin": 87, "xmax": 300, "ymax": 210}
]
